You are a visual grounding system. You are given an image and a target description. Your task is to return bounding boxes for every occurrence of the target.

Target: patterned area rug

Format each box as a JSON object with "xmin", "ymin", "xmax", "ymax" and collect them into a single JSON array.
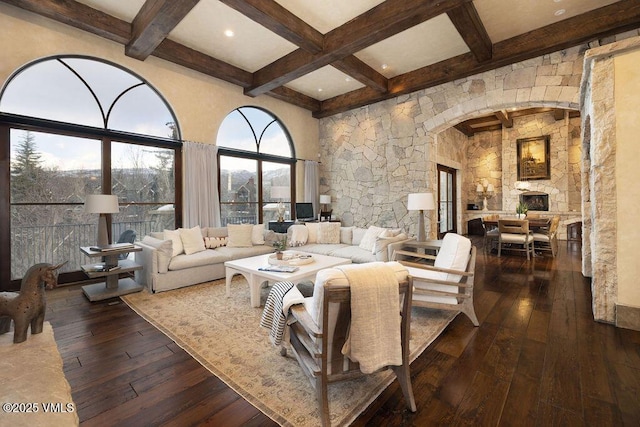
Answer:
[{"xmin": 122, "ymin": 277, "xmax": 455, "ymax": 426}]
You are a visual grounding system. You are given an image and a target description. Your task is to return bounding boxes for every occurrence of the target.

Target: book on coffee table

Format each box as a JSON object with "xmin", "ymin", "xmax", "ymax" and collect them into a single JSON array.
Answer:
[{"xmin": 258, "ymin": 265, "xmax": 299, "ymax": 273}]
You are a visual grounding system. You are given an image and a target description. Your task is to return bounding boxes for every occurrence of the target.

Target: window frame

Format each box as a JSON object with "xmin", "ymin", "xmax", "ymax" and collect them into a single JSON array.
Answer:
[{"xmin": 216, "ymin": 107, "xmax": 297, "ymax": 225}]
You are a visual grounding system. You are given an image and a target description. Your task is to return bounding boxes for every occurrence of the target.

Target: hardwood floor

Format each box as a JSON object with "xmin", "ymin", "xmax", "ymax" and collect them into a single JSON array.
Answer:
[{"xmin": 45, "ymin": 238, "xmax": 640, "ymax": 426}]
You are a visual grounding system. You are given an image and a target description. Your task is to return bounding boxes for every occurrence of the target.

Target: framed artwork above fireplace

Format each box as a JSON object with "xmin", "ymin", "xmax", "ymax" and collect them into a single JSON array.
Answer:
[{"xmin": 517, "ymin": 135, "xmax": 550, "ymax": 180}]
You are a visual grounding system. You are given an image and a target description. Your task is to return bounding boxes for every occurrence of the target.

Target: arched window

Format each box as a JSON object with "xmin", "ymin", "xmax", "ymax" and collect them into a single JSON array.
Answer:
[
  {"xmin": 0, "ymin": 55, "xmax": 182, "ymax": 286},
  {"xmin": 217, "ymin": 107, "xmax": 295, "ymax": 225}
]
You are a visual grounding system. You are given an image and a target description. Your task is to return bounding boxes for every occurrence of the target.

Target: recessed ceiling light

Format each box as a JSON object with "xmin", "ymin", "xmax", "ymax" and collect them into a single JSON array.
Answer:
[
  {"xmin": 224, "ymin": 29, "xmax": 234, "ymax": 37},
  {"xmin": 381, "ymin": 64, "xmax": 389, "ymax": 70},
  {"xmin": 317, "ymin": 88, "xmax": 323, "ymax": 92},
  {"xmin": 345, "ymin": 77, "xmax": 351, "ymax": 82},
  {"xmin": 554, "ymin": 9, "xmax": 565, "ymax": 16},
  {"xmin": 553, "ymin": 0, "xmax": 562, "ymax": 3}
]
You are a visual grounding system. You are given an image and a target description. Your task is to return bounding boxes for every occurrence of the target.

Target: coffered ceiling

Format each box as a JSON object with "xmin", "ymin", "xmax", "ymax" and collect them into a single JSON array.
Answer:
[{"xmin": 3, "ymin": 0, "xmax": 639, "ymax": 119}]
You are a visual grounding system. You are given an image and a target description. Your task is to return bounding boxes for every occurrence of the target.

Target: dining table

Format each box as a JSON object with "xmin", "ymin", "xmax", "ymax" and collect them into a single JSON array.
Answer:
[{"xmin": 482, "ymin": 216, "xmax": 551, "ymax": 231}]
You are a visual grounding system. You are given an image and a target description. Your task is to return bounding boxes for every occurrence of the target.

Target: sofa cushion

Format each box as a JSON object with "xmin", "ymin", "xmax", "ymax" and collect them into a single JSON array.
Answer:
[
  {"xmin": 252, "ymin": 224, "xmax": 265, "ymax": 245},
  {"xmin": 340, "ymin": 226, "xmax": 354, "ymax": 244},
  {"xmin": 142, "ymin": 235, "xmax": 172, "ymax": 274},
  {"xmin": 317, "ymin": 222, "xmax": 341, "ymax": 244},
  {"xmin": 204, "ymin": 236, "xmax": 228, "ymax": 248},
  {"xmin": 305, "ymin": 222, "xmax": 319, "ymax": 243},
  {"xmin": 180, "ymin": 226, "xmax": 206, "ymax": 255},
  {"xmin": 164, "ymin": 229, "xmax": 184, "ymax": 257},
  {"xmin": 214, "ymin": 244, "xmax": 274, "ymax": 260},
  {"xmin": 207, "ymin": 227, "xmax": 228, "ymax": 238},
  {"xmin": 373, "ymin": 233, "xmax": 408, "ymax": 259},
  {"xmin": 330, "ymin": 245, "xmax": 376, "ymax": 263},
  {"xmin": 287, "ymin": 224, "xmax": 308, "ymax": 247},
  {"xmin": 359, "ymin": 226, "xmax": 386, "ymax": 252},
  {"xmin": 227, "ymin": 224, "xmax": 254, "ymax": 247},
  {"xmin": 168, "ymin": 249, "xmax": 230, "ymax": 271},
  {"xmin": 352, "ymin": 227, "xmax": 367, "ymax": 245}
]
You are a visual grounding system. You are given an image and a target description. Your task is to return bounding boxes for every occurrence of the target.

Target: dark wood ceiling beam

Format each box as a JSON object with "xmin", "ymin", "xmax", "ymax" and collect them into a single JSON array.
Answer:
[
  {"xmin": 553, "ymin": 108, "xmax": 566, "ymax": 121},
  {"xmin": 219, "ymin": 0, "xmax": 323, "ymax": 54},
  {"xmin": 454, "ymin": 123, "xmax": 474, "ymax": 137},
  {"xmin": 267, "ymin": 86, "xmax": 321, "ymax": 111},
  {"xmin": 332, "ymin": 56, "xmax": 388, "ymax": 92},
  {"xmin": 316, "ymin": 0, "xmax": 640, "ymax": 118},
  {"xmin": 126, "ymin": 0, "xmax": 200, "ymax": 60},
  {"xmin": 0, "ymin": 0, "xmax": 131, "ymax": 44},
  {"xmin": 246, "ymin": 0, "xmax": 470, "ymax": 97},
  {"xmin": 447, "ymin": 2, "xmax": 492, "ymax": 62},
  {"xmin": 495, "ymin": 110, "xmax": 512, "ymax": 128}
]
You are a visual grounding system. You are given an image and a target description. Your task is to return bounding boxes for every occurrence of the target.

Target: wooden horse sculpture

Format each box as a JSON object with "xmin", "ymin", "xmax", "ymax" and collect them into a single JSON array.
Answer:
[{"xmin": 0, "ymin": 262, "xmax": 65, "ymax": 344}]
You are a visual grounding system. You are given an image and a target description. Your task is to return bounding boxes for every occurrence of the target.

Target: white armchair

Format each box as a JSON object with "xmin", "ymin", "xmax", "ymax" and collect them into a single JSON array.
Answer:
[{"xmin": 395, "ymin": 233, "xmax": 479, "ymax": 326}]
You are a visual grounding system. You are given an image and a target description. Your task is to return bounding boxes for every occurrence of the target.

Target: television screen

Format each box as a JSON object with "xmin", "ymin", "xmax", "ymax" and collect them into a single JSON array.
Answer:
[{"xmin": 295, "ymin": 203, "xmax": 314, "ymax": 220}]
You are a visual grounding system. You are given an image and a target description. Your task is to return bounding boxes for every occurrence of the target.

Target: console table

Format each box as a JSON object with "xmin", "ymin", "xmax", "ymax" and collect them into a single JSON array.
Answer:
[
  {"xmin": 80, "ymin": 245, "xmax": 143, "ymax": 301},
  {"xmin": 268, "ymin": 220, "xmax": 295, "ymax": 233}
]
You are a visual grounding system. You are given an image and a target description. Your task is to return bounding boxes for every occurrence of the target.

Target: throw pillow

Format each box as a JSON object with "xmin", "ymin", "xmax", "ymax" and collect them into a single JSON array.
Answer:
[
  {"xmin": 340, "ymin": 226, "xmax": 354, "ymax": 245},
  {"xmin": 204, "ymin": 236, "xmax": 228, "ymax": 249},
  {"xmin": 227, "ymin": 224, "xmax": 254, "ymax": 247},
  {"xmin": 352, "ymin": 227, "xmax": 367, "ymax": 245},
  {"xmin": 252, "ymin": 224, "xmax": 265, "ymax": 245},
  {"xmin": 317, "ymin": 222, "xmax": 341, "ymax": 244},
  {"xmin": 180, "ymin": 226, "xmax": 206, "ymax": 255},
  {"xmin": 373, "ymin": 232, "xmax": 408, "ymax": 259},
  {"xmin": 163, "ymin": 229, "xmax": 184, "ymax": 257},
  {"xmin": 288, "ymin": 224, "xmax": 308, "ymax": 247},
  {"xmin": 359, "ymin": 226, "xmax": 386, "ymax": 252},
  {"xmin": 305, "ymin": 222, "xmax": 319, "ymax": 243}
]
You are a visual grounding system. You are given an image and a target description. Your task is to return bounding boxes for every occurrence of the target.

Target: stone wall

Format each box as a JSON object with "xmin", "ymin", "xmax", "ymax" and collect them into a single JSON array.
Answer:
[{"xmin": 319, "ymin": 45, "xmax": 586, "ymax": 238}]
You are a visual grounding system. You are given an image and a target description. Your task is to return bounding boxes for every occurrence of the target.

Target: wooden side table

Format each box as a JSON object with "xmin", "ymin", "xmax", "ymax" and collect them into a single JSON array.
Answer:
[
  {"xmin": 392, "ymin": 239, "xmax": 442, "ymax": 264},
  {"xmin": 80, "ymin": 245, "xmax": 143, "ymax": 301}
]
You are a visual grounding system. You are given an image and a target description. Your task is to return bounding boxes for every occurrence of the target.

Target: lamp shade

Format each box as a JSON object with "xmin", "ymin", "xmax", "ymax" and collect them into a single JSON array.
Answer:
[
  {"xmin": 271, "ymin": 186, "xmax": 290, "ymax": 199},
  {"xmin": 407, "ymin": 193, "xmax": 435, "ymax": 211},
  {"xmin": 319, "ymin": 195, "xmax": 331, "ymax": 204},
  {"xmin": 84, "ymin": 194, "xmax": 119, "ymax": 214}
]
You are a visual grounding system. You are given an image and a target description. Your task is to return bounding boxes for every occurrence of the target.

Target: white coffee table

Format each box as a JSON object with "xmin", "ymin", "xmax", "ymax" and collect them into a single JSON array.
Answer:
[{"xmin": 225, "ymin": 252, "xmax": 351, "ymax": 307}]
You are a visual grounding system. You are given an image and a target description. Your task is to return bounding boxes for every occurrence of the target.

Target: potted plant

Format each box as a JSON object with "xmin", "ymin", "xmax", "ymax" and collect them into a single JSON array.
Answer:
[
  {"xmin": 272, "ymin": 236, "xmax": 287, "ymax": 260},
  {"xmin": 516, "ymin": 202, "xmax": 528, "ymax": 219}
]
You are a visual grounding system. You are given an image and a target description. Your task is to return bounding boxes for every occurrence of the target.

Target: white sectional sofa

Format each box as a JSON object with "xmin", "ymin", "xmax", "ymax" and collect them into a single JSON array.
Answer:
[{"xmin": 134, "ymin": 222, "xmax": 410, "ymax": 293}]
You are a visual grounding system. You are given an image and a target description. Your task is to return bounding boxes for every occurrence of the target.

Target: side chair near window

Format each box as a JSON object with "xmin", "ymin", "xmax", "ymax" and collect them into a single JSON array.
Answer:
[
  {"xmin": 283, "ymin": 262, "xmax": 416, "ymax": 426},
  {"xmin": 532, "ymin": 215, "xmax": 561, "ymax": 257},
  {"xmin": 394, "ymin": 233, "xmax": 479, "ymax": 326},
  {"xmin": 498, "ymin": 219, "xmax": 534, "ymax": 260}
]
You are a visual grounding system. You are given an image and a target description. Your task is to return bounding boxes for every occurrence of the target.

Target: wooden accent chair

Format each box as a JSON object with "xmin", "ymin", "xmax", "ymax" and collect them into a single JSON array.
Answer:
[
  {"xmin": 482, "ymin": 214, "xmax": 500, "ymax": 253},
  {"xmin": 498, "ymin": 219, "xmax": 534, "ymax": 260},
  {"xmin": 395, "ymin": 233, "xmax": 479, "ymax": 326},
  {"xmin": 284, "ymin": 262, "xmax": 416, "ymax": 426},
  {"xmin": 533, "ymin": 215, "xmax": 561, "ymax": 256}
]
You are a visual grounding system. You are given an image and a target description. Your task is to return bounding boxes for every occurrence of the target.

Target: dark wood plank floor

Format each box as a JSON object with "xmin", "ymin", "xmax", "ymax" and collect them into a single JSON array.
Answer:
[{"xmin": 44, "ymin": 238, "xmax": 640, "ymax": 426}]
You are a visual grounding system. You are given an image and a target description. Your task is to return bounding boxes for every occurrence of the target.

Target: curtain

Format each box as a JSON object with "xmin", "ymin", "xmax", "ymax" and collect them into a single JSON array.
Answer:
[
  {"xmin": 183, "ymin": 141, "xmax": 221, "ymax": 228},
  {"xmin": 304, "ymin": 160, "xmax": 320, "ymax": 216}
]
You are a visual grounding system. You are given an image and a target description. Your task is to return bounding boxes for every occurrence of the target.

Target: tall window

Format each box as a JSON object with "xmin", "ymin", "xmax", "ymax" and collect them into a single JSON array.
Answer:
[
  {"xmin": 0, "ymin": 56, "xmax": 181, "ymax": 285},
  {"xmin": 217, "ymin": 107, "xmax": 295, "ymax": 225}
]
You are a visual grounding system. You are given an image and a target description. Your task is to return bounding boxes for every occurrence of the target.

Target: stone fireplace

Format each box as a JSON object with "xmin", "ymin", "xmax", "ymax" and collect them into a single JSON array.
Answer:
[{"xmin": 520, "ymin": 191, "xmax": 549, "ymax": 211}]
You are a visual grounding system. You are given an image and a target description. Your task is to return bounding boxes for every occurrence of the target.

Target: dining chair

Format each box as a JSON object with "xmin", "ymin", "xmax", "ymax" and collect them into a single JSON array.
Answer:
[
  {"xmin": 482, "ymin": 214, "xmax": 499, "ymax": 253},
  {"xmin": 533, "ymin": 215, "xmax": 561, "ymax": 256},
  {"xmin": 498, "ymin": 219, "xmax": 534, "ymax": 260}
]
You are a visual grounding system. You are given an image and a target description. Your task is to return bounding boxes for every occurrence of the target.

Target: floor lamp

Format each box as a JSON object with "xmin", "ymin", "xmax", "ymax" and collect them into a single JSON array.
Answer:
[
  {"xmin": 84, "ymin": 194, "xmax": 120, "ymax": 247},
  {"xmin": 407, "ymin": 193, "xmax": 435, "ymax": 242}
]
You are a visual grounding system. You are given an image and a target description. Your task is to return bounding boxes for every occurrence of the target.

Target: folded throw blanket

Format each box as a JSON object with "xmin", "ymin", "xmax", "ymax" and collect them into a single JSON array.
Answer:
[
  {"xmin": 260, "ymin": 281, "xmax": 305, "ymax": 346},
  {"xmin": 337, "ymin": 263, "xmax": 402, "ymax": 374}
]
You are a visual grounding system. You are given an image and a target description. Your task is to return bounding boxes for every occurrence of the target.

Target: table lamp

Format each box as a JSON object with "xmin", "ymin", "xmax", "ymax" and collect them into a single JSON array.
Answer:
[
  {"xmin": 407, "ymin": 192, "xmax": 435, "ymax": 242},
  {"xmin": 319, "ymin": 195, "xmax": 332, "ymax": 220},
  {"xmin": 84, "ymin": 194, "xmax": 119, "ymax": 247}
]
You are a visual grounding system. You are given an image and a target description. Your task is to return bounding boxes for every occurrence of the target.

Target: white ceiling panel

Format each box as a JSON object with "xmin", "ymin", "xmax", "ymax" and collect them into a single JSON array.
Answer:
[
  {"xmin": 475, "ymin": 0, "xmax": 620, "ymax": 43},
  {"xmin": 355, "ymin": 14, "xmax": 470, "ymax": 78},
  {"xmin": 74, "ymin": 0, "xmax": 146, "ymax": 22},
  {"xmin": 274, "ymin": 0, "xmax": 385, "ymax": 34},
  {"xmin": 285, "ymin": 66, "xmax": 365, "ymax": 101},
  {"xmin": 169, "ymin": 0, "xmax": 297, "ymax": 72}
]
